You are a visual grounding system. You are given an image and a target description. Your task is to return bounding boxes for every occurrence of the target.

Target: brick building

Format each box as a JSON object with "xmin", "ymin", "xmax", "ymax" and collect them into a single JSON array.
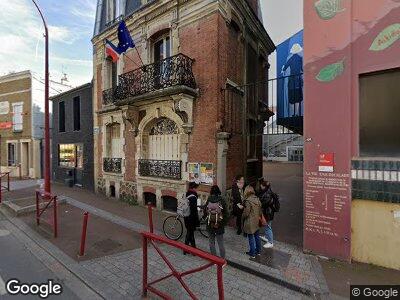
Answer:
[
  {"xmin": 51, "ymin": 83, "xmax": 94, "ymax": 190},
  {"xmin": 92, "ymin": 0, "xmax": 274, "ymax": 209},
  {"xmin": 0, "ymin": 71, "xmax": 71, "ymax": 179}
]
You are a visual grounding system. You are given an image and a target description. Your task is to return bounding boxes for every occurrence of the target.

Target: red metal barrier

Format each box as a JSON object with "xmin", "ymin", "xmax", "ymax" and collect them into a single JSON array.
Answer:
[
  {"xmin": 79, "ymin": 212, "xmax": 89, "ymax": 256},
  {"xmin": 142, "ymin": 231, "xmax": 226, "ymax": 300},
  {"xmin": 35, "ymin": 190, "xmax": 58, "ymax": 238},
  {"xmin": 147, "ymin": 203, "xmax": 154, "ymax": 233},
  {"xmin": 0, "ymin": 172, "xmax": 10, "ymax": 203}
]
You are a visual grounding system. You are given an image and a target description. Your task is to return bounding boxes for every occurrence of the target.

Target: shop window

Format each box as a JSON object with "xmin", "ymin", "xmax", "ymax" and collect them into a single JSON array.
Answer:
[
  {"xmin": 59, "ymin": 101, "xmax": 65, "ymax": 132},
  {"xmin": 12, "ymin": 103, "xmax": 23, "ymax": 132},
  {"xmin": 73, "ymin": 96, "xmax": 81, "ymax": 131},
  {"xmin": 59, "ymin": 144, "xmax": 83, "ymax": 168},
  {"xmin": 7, "ymin": 143, "xmax": 16, "ymax": 166},
  {"xmin": 360, "ymin": 69, "xmax": 400, "ymax": 157}
]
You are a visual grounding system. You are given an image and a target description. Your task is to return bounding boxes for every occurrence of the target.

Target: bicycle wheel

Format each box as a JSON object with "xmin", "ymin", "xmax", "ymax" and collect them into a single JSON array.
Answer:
[
  {"xmin": 198, "ymin": 219, "xmax": 210, "ymax": 238},
  {"xmin": 163, "ymin": 216, "xmax": 183, "ymax": 240}
]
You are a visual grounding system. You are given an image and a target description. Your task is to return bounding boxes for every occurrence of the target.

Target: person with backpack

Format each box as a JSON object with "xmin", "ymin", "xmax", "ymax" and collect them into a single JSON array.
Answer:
[
  {"xmin": 257, "ymin": 179, "xmax": 280, "ymax": 248},
  {"xmin": 183, "ymin": 181, "xmax": 200, "ymax": 253},
  {"xmin": 242, "ymin": 185, "xmax": 263, "ymax": 258},
  {"xmin": 204, "ymin": 185, "xmax": 228, "ymax": 258},
  {"xmin": 232, "ymin": 175, "xmax": 245, "ymax": 235}
]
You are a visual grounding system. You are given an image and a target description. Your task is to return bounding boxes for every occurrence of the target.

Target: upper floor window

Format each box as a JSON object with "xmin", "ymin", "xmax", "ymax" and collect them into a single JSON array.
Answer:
[
  {"xmin": 73, "ymin": 96, "xmax": 81, "ymax": 131},
  {"xmin": 59, "ymin": 101, "xmax": 65, "ymax": 132},
  {"xmin": 153, "ymin": 35, "xmax": 171, "ymax": 63},
  {"xmin": 105, "ymin": 58, "xmax": 118, "ymax": 90},
  {"xmin": 106, "ymin": 123, "xmax": 121, "ymax": 158},
  {"xmin": 12, "ymin": 103, "xmax": 23, "ymax": 132}
]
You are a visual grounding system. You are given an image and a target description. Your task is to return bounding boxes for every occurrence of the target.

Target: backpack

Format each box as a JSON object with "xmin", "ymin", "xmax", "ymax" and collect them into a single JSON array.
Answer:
[
  {"xmin": 177, "ymin": 194, "xmax": 193, "ymax": 217},
  {"xmin": 271, "ymin": 191, "xmax": 280, "ymax": 212},
  {"xmin": 206, "ymin": 201, "xmax": 223, "ymax": 229}
]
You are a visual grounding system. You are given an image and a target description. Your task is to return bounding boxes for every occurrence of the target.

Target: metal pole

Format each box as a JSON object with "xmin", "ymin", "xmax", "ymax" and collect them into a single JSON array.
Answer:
[
  {"xmin": 31, "ymin": 0, "xmax": 50, "ymax": 194},
  {"xmin": 36, "ymin": 191, "xmax": 40, "ymax": 225},
  {"xmin": 142, "ymin": 235, "xmax": 148, "ymax": 297},
  {"xmin": 53, "ymin": 196, "xmax": 58, "ymax": 238},
  {"xmin": 217, "ymin": 265, "xmax": 224, "ymax": 300},
  {"xmin": 79, "ymin": 212, "xmax": 89, "ymax": 256},
  {"xmin": 148, "ymin": 204, "xmax": 154, "ymax": 233}
]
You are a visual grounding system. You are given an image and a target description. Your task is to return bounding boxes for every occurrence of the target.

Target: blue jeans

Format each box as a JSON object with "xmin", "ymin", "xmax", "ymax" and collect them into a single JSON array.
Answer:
[
  {"xmin": 264, "ymin": 221, "xmax": 273, "ymax": 244},
  {"xmin": 247, "ymin": 230, "xmax": 261, "ymax": 256}
]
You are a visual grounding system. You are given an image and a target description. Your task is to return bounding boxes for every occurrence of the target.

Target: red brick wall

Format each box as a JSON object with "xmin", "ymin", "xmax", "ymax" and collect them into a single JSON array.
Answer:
[
  {"xmin": 124, "ymin": 123, "xmax": 136, "ymax": 182},
  {"xmin": 179, "ymin": 14, "xmax": 221, "ymax": 177}
]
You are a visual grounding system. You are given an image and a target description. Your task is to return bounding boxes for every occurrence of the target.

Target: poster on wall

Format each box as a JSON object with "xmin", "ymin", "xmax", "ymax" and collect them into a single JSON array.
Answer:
[
  {"xmin": 188, "ymin": 163, "xmax": 200, "ymax": 182},
  {"xmin": 0, "ymin": 122, "xmax": 12, "ymax": 129},
  {"xmin": 200, "ymin": 163, "xmax": 214, "ymax": 185},
  {"xmin": 0, "ymin": 101, "xmax": 9, "ymax": 115}
]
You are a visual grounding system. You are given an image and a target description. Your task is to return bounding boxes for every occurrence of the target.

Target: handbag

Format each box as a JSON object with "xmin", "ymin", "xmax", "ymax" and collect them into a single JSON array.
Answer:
[{"xmin": 259, "ymin": 214, "xmax": 267, "ymax": 227}]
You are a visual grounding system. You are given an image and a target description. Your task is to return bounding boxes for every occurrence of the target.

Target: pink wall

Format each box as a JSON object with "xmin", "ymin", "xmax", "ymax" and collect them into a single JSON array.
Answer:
[{"xmin": 303, "ymin": 0, "xmax": 400, "ymax": 260}]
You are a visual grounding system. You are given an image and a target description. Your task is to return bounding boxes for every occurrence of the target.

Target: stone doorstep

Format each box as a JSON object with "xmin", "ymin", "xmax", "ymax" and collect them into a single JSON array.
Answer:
[
  {"xmin": 1, "ymin": 197, "xmax": 67, "ymax": 216},
  {"xmin": 57, "ymin": 194, "xmax": 329, "ymax": 299}
]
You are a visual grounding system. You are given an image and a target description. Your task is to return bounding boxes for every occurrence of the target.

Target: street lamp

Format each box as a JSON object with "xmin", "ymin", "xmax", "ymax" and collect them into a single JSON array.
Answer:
[{"xmin": 31, "ymin": 0, "xmax": 50, "ymax": 193}]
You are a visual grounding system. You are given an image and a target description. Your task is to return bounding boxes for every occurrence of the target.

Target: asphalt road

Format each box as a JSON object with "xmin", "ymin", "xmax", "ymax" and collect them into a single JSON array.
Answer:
[{"xmin": 0, "ymin": 214, "xmax": 78, "ymax": 300}]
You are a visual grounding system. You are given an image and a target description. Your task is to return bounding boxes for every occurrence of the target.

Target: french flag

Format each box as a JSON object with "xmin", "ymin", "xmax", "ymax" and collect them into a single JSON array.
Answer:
[{"xmin": 105, "ymin": 39, "xmax": 120, "ymax": 62}]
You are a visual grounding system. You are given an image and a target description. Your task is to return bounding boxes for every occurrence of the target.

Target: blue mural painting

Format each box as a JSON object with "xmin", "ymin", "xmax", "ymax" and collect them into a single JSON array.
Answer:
[{"xmin": 276, "ymin": 30, "xmax": 304, "ymax": 133}]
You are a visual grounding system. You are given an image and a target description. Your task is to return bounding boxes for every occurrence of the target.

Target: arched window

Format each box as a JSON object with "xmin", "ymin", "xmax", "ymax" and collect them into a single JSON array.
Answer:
[{"xmin": 147, "ymin": 118, "xmax": 180, "ymax": 160}]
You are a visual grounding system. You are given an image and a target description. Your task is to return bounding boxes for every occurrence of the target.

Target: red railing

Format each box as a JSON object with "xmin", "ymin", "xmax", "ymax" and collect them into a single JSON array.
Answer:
[
  {"xmin": 0, "ymin": 172, "xmax": 10, "ymax": 203},
  {"xmin": 142, "ymin": 231, "xmax": 226, "ymax": 300},
  {"xmin": 35, "ymin": 190, "xmax": 58, "ymax": 238}
]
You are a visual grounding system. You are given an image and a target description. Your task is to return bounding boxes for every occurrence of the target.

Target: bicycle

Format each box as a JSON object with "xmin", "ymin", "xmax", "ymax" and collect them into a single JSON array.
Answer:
[{"xmin": 163, "ymin": 205, "xmax": 209, "ymax": 240}]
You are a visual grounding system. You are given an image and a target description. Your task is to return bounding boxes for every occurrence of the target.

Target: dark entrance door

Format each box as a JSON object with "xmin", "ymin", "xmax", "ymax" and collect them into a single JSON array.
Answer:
[{"xmin": 144, "ymin": 192, "xmax": 156, "ymax": 207}]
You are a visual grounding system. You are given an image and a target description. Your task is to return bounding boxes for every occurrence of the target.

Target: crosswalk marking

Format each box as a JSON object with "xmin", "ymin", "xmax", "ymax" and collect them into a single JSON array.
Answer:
[{"xmin": 0, "ymin": 274, "xmax": 6, "ymax": 295}]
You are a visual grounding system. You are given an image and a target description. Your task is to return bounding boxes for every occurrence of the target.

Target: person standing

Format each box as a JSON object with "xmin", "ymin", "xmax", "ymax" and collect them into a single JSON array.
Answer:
[
  {"xmin": 258, "ymin": 180, "xmax": 275, "ymax": 248},
  {"xmin": 184, "ymin": 181, "xmax": 200, "ymax": 253},
  {"xmin": 232, "ymin": 175, "xmax": 245, "ymax": 235},
  {"xmin": 204, "ymin": 185, "xmax": 227, "ymax": 258},
  {"xmin": 242, "ymin": 185, "xmax": 263, "ymax": 258}
]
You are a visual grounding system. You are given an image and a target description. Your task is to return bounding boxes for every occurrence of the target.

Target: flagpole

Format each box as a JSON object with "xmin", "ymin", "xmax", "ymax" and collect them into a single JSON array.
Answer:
[
  {"xmin": 31, "ymin": 0, "xmax": 51, "ymax": 194},
  {"xmin": 135, "ymin": 48, "xmax": 144, "ymax": 66}
]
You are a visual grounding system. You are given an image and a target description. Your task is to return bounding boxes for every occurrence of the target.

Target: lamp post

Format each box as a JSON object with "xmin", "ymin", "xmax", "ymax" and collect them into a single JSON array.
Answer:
[{"xmin": 31, "ymin": 0, "xmax": 50, "ymax": 193}]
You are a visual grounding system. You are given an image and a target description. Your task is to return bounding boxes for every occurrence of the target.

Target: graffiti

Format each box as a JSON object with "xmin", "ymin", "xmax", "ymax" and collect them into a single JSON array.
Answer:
[
  {"xmin": 314, "ymin": 0, "xmax": 345, "ymax": 20},
  {"xmin": 316, "ymin": 59, "xmax": 345, "ymax": 82},
  {"xmin": 369, "ymin": 23, "xmax": 400, "ymax": 51}
]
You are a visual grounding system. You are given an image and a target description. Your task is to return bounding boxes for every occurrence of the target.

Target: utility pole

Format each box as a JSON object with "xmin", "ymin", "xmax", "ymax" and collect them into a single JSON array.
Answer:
[{"xmin": 31, "ymin": 0, "xmax": 50, "ymax": 193}]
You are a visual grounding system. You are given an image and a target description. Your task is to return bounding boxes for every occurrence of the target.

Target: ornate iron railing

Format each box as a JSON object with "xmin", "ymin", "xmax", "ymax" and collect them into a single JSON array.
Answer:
[
  {"xmin": 103, "ymin": 158, "xmax": 122, "ymax": 173},
  {"xmin": 111, "ymin": 53, "xmax": 196, "ymax": 103},
  {"xmin": 102, "ymin": 88, "xmax": 115, "ymax": 106},
  {"xmin": 138, "ymin": 159, "xmax": 182, "ymax": 180}
]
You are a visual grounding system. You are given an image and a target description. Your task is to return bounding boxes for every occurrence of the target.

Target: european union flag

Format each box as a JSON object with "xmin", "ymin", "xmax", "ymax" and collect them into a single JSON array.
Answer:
[{"xmin": 117, "ymin": 21, "xmax": 135, "ymax": 54}]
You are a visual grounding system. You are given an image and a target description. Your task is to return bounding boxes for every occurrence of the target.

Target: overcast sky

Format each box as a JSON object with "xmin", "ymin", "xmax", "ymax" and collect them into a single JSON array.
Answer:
[{"xmin": 261, "ymin": 0, "xmax": 303, "ymax": 78}]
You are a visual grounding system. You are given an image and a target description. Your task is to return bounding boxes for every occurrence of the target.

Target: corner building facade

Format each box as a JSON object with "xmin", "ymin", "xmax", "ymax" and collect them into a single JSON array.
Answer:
[{"xmin": 92, "ymin": 0, "xmax": 274, "ymax": 209}]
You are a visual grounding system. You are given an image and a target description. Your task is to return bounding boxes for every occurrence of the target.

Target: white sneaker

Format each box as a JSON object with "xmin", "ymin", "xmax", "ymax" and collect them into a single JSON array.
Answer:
[
  {"xmin": 260, "ymin": 236, "xmax": 269, "ymax": 243},
  {"xmin": 263, "ymin": 242, "xmax": 273, "ymax": 249}
]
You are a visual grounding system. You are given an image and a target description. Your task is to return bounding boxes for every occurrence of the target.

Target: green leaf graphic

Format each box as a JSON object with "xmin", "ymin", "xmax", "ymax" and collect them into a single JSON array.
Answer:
[
  {"xmin": 369, "ymin": 23, "xmax": 400, "ymax": 51},
  {"xmin": 314, "ymin": 0, "xmax": 345, "ymax": 20},
  {"xmin": 316, "ymin": 59, "xmax": 345, "ymax": 82}
]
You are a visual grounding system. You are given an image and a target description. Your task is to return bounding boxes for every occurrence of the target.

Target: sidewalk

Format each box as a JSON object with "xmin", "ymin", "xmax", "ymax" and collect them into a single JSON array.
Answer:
[{"xmin": 3, "ymin": 180, "xmax": 400, "ymax": 299}]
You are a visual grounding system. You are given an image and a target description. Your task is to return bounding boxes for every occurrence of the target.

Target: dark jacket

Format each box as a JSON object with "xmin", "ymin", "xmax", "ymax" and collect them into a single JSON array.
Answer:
[
  {"xmin": 204, "ymin": 195, "xmax": 228, "ymax": 235},
  {"xmin": 257, "ymin": 187, "xmax": 275, "ymax": 221},
  {"xmin": 184, "ymin": 189, "xmax": 200, "ymax": 230},
  {"xmin": 232, "ymin": 184, "xmax": 244, "ymax": 216}
]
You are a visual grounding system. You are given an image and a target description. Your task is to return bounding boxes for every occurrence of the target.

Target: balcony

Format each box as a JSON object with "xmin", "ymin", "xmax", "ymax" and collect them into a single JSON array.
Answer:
[
  {"xmin": 102, "ymin": 53, "xmax": 196, "ymax": 106},
  {"xmin": 103, "ymin": 158, "xmax": 122, "ymax": 173},
  {"xmin": 138, "ymin": 159, "xmax": 182, "ymax": 180}
]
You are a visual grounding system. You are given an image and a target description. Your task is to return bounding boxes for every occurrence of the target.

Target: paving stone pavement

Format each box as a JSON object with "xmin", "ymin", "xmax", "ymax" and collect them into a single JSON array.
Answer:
[
  {"xmin": 63, "ymin": 195, "xmax": 328, "ymax": 296},
  {"xmin": 81, "ymin": 246, "xmax": 310, "ymax": 300}
]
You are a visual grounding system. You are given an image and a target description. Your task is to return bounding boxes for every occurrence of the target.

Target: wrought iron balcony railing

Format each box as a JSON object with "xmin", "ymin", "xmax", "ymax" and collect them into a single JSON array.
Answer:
[
  {"xmin": 138, "ymin": 159, "xmax": 182, "ymax": 180},
  {"xmin": 103, "ymin": 158, "xmax": 122, "ymax": 173},
  {"xmin": 102, "ymin": 53, "xmax": 196, "ymax": 106}
]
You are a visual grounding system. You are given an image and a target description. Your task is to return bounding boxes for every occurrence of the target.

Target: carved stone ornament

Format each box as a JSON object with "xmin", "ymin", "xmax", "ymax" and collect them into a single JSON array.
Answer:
[{"xmin": 122, "ymin": 108, "xmax": 139, "ymax": 137}]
